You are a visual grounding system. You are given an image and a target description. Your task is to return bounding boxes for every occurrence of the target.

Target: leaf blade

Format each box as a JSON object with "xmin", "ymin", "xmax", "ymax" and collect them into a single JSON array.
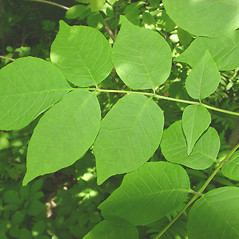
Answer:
[
  {"xmin": 94, "ymin": 93, "xmax": 164, "ymax": 184},
  {"xmin": 188, "ymin": 187, "xmax": 239, "ymax": 239},
  {"xmin": 50, "ymin": 21, "xmax": 112, "ymax": 87},
  {"xmin": 112, "ymin": 16, "xmax": 172, "ymax": 90},
  {"xmin": 0, "ymin": 57, "xmax": 70, "ymax": 130},
  {"xmin": 185, "ymin": 51, "xmax": 221, "ymax": 100},
  {"xmin": 163, "ymin": 0, "xmax": 239, "ymax": 37},
  {"xmin": 161, "ymin": 121, "xmax": 220, "ymax": 170},
  {"xmin": 182, "ymin": 105, "xmax": 211, "ymax": 154},
  {"xmin": 23, "ymin": 90, "xmax": 101, "ymax": 185},
  {"xmin": 99, "ymin": 162, "xmax": 190, "ymax": 226},
  {"xmin": 176, "ymin": 31, "xmax": 239, "ymax": 71},
  {"xmin": 83, "ymin": 220, "xmax": 138, "ymax": 239},
  {"xmin": 222, "ymin": 151, "xmax": 239, "ymax": 181}
]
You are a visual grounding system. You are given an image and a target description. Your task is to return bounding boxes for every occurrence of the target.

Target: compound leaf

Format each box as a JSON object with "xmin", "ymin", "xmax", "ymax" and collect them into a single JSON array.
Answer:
[
  {"xmin": 176, "ymin": 31, "xmax": 239, "ymax": 71},
  {"xmin": 112, "ymin": 16, "xmax": 172, "ymax": 90},
  {"xmin": 23, "ymin": 90, "xmax": 101, "ymax": 185},
  {"xmin": 222, "ymin": 151, "xmax": 239, "ymax": 181},
  {"xmin": 99, "ymin": 162, "xmax": 190, "ymax": 225},
  {"xmin": 0, "ymin": 57, "xmax": 70, "ymax": 130},
  {"xmin": 185, "ymin": 51, "xmax": 220, "ymax": 100},
  {"xmin": 188, "ymin": 187, "xmax": 239, "ymax": 239},
  {"xmin": 83, "ymin": 220, "xmax": 138, "ymax": 239},
  {"xmin": 50, "ymin": 20, "xmax": 112, "ymax": 87},
  {"xmin": 94, "ymin": 93, "xmax": 164, "ymax": 185},
  {"xmin": 182, "ymin": 105, "xmax": 211, "ymax": 155},
  {"xmin": 161, "ymin": 121, "xmax": 220, "ymax": 170},
  {"xmin": 163, "ymin": 0, "xmax": 239, "ymax": 37}
]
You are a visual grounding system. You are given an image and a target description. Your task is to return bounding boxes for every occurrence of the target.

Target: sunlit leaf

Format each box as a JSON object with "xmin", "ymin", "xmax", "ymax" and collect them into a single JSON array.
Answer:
[
  {"xmin": 163, "ymin": 0, "xmax": 239, "ymax": 37},
  {"xmin": 182, "ymin": 105, "xmax": 211, "ymax": 154},
  {"xmin": 99, "ymin": 162, "xmax": 190, "ymax": 225},
  {"xmin": 94, "ymin": 93, "xmax": 164, "ymax": 185},
  {"xmin": 83, "ymin": 220, "xmax": 138, "ymax": 239},
  {"xmin": 112, "ymin": 16, "xmax": 172, "ymax": 90},
  {"xmin": 50, "ymin": 21, "xmax": 112, "ymax": 87},
  {"xmin": 222, "ymin": 151, "xmax": 239, "ymax": 181},
  {"xmin": 161, "ymin": 121, "xmax": 220, "ymax": 170},
  {"xmin": 0, "ymin": 57, "xmax": 70, "ymax": 130},
  {"xmin": 188, "ymin": 187, "xmax": 239, "ymax": 239},
  {"xmin": 23, "ymin": 90, "xmax": 101, "ymax": 185},
  {"xmin": 185, "ymin": 51, "xmax": 221, "ymax": 100},
  {"xmin": 176, "ymin": 31, "xmax": 239, "ymax": 71}
]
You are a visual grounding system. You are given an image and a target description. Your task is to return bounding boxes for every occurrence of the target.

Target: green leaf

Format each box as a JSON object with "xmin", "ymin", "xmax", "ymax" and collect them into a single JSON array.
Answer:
[
  {"xmin": 177, "ymin": 28, "xmax": 192, "ymax": 48},
  {"xmin": 0, "ymin": 57, "xmax": 70, "ymax": 130},
  {"xmin": 182, "ymin": 105, "xmax": 211, "ymax": 155},
  {"xmin": 90, "ymin": 0, "xmax": 105, "ymax": 12},
  {"xmin": 185, "ymin": 51, "xmax": 221, "ymax": 100},
  {"xmin": 99, "ymin": 162, "xmax": 190, "ymax": 225},
  {"xmin": 176, "ymin": 31, "xmax": 239, "ymax": 71},
  {"xmin": 112, "ymin": 16, "xmax": 172, "ymax": 90},
  {"xmin": 94, "ymin": 93, "xmax": 164, "ymax": 184},
  {"xmin": 161, "ymin": 121, "xmax": 220, "ymax": 170},
  {"xmin": 222, "ymin": 151, "xmax": 239, "ymax": 181},
  {"xmin": 50, "ymin": 21, "xmax": 112, "ymax": 87},
  {"xmin": 65, "ymin": 5, "xmax": 91, "ymax": 20},
  {"xmin": 163, "ymin": 0, "xmax": 239, "ymax": 37},
  {"xmin": 23, "ymin": 90, "xmax": 101, "ymax": 185},
  {"xmin": 83, "ymin": 220, "xmax": 138, "ymax": 239},
  {"xmin": 188, "ymin": 187, "xmax": 239, "ymax": 239}
]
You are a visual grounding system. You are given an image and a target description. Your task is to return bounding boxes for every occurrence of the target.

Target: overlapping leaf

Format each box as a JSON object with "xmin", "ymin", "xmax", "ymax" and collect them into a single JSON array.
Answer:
[
  {"xmin": 112, "ymin": 16, "xmax": 172, "ymax": 90},
  {"xmin": 182, "ymin": 105, "xmax": 211, "ymax": 155},
  {"xmin": 94, "ymin": 93, "xmax": 164, "ymax": 185},
  {"xmin": 185, "ymin": 51, "xmax": 221, "ymax": 100},
  {"xmin": 222, "ymin": 151, "xmax": 239, "ymax": 181},
  {"xmin": 163, "ymin": 0, "xmax": 239, "ymax": 37},
  {"xmin": 50, "ymin": 21, "xmax": 112, "ymax": 87},
  {"xmin": 161, "ymin": 121, "xmax": 220, "ymax": 170},
  {"xmin": 23, "ymin": 90, "xmax": 101, "ymax": 185},
  {"xmin": 99, "ymin": 162, "xmax": 190, "ymax": 225},
  {"xmin": 83, "ymin": 220, "xmax": 138, "ymax": 239},
  {"xmin": 0, "ymin": 57, "xmax": 70, "ymax": 130},
  {"xmin": 176, "ymin": 31, "xmax": 239, "ymax": 71},
  {"xmin": 188, "ymin": 187, "xmax": 239, "ymax": 239}
]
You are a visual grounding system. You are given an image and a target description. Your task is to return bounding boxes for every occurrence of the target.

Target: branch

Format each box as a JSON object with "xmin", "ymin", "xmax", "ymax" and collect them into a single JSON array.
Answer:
[
  {"xmin": 103, "ymin": 21, "xmax": 116, "ymax": 42},
  {"xmin": 82, "ymin": 87, "xmax": 239, "ymax": 117}
]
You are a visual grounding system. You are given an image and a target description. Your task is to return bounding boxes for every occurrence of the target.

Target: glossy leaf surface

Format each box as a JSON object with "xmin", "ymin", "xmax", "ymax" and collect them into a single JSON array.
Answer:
[
  {"xmin": 185, "ymin": 51, "xmax": 221, "ymax": 100},
  {"xmin": 176, "ymin": 31, "xmax": 239, "ymax": 71},
  {"xmin": 161, "ymin": 121, "xmax": 220, "ymax": 170},
  {"xmin": 94, "ymin": 93, "xmax": 164, "ymax": 184},
  {"xmin": 163, "ymin": 0, "xmax": 239, "ymax": 37},
  {"xmin": 222, "ymin": 151, "xmax": 239, "ymax": 181},
  {"xmin": 23, "ymin": 90, "xmax": 101, "ymax": 185},
  {"xmin": 112, "ymin": 16, "xmax": 172, "ymax": 90},
  {"xmin": 182, "ymin": 105, "xmax": 211, "ymax": 154},
  {"xmin": 99, "ymin": 162, "xmax": 190, "ymax": 225},
  {"xmin": 0, "ymin": 57, "xmax": 70, "ymax": 130},
  {"xmin": 188, "ymin": 187, "xmax": 239, "ymax": 239},
  {"xmin": 83, "ymin": 220, "xmax": 138, "ymax": 239},
  {"xmin": 50, "ymin": 21, "xmax": 112, "ymax": 87}
]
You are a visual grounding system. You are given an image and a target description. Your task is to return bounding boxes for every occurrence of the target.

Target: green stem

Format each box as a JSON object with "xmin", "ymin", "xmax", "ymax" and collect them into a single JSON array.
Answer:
[
  {"xmin": 26, "ymin": 0, "xmax": 69, "ymax": 10},
  {"xmin": 155, "ymin": 142, "xmax": 239, "ymax": 239},
  {"xmin": 82, "ymin": 87, "xmax": 239, "ymax": 116}
]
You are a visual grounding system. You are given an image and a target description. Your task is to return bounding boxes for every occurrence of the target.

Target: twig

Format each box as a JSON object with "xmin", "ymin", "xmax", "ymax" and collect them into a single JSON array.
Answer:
[
  {"xmin": 0, "ymin": 56, "xmax": 15, "ymax": 61},
  {"xmin": 26, "ymin": 0, "xmax": 69, "ymax": 10},
  {"xmin": 103, "ymin": 21, "xmax": 116, "ymax": 42}
]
